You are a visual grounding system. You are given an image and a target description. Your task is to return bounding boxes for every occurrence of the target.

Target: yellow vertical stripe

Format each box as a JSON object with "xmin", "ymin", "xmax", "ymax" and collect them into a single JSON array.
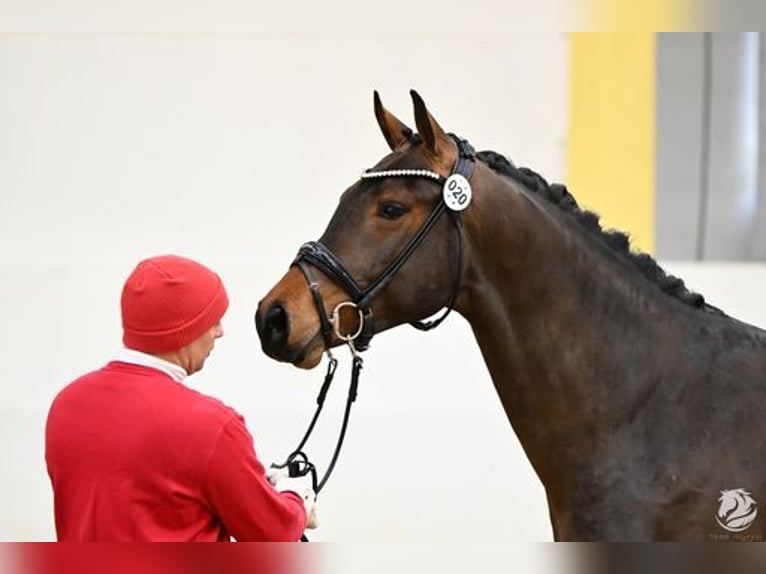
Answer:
[
  {"xmin": 567, "ymin": 33, "xmax": 655, "ymax": 253},
  {"xmin": 589, "ymin": 0, "xmax": 694, "ymax": 30}
]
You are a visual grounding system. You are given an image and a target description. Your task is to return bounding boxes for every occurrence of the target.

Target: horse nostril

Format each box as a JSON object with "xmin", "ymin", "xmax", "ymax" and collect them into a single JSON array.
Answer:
[{"xmin": 260, "ymin": 303, "xmax": 289, "ymax": 351}]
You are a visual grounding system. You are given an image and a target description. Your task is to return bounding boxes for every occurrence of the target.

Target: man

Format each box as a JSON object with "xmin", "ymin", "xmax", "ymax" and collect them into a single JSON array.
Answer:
[{"xmin": 45, "ymin": 254, "xmax": 317, "ymax": 541}]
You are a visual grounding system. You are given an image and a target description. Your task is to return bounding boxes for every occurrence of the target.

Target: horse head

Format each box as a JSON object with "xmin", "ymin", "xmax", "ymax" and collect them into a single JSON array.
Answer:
[{"xmin": 255, "ymin": 91, "xmax": 474, "ymax": 368}]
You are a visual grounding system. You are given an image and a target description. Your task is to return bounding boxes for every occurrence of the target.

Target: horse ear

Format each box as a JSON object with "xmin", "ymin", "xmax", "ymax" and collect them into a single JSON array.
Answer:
[
  {"xmin": 374, "ymin": 91, "xmax": 414, "ymax": 151},
  {"xmin": 410, "ymin": 89, "xmax": 450, "ymax": 157}
]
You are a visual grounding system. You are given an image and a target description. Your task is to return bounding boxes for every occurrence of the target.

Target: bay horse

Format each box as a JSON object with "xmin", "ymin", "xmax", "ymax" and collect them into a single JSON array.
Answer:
[{"xmin": 255, "ymin": 91, "xmax": 766, "ymax": 541}]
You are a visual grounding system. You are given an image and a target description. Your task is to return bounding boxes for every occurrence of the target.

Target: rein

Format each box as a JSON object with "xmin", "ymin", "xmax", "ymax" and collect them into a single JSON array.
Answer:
[{"xmin": 273, "ymin": 134, "xmax": 475, "ymax": 540}]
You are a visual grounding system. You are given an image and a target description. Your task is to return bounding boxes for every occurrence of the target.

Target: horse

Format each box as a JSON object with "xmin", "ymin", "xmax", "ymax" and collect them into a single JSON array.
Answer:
[{"xmin": 255, "ymin": 90, "xmax": 766, "ymax": 541}]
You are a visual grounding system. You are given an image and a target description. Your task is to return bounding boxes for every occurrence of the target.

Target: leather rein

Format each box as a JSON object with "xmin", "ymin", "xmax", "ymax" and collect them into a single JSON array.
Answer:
[{"xmin": 273, "ymin": 135, "xmax": 476, "ymax": 539}]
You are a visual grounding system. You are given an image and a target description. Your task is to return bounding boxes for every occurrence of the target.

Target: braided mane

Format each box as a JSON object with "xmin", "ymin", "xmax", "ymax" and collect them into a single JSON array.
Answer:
[{"xmin": 476, "ymin": 150, "xmax": 717, "ymax": 312}]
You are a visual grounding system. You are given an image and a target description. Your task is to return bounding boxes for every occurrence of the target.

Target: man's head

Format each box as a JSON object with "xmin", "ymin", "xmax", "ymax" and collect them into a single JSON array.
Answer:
[{"xmin": 121, "ymin": 255, "xmax": 229, "ymax": 374}]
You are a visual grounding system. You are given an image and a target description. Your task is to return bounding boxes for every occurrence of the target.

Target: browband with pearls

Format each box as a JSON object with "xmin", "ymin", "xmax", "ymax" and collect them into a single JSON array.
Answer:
[{"xmin": 360, "ymin": 169, "xmax": 443, "ymax": 182}]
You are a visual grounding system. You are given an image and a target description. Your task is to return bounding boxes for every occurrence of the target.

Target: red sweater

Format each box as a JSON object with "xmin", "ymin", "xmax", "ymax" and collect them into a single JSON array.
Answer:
[{"xmin": 45, "ymin": 361, "xmax": 306, "ymax": 541}]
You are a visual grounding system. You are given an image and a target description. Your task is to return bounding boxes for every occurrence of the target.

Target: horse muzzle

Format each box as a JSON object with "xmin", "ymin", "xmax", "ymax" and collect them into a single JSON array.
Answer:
[{"xmin": 255, "ymin": 301, "xmax": 291, "ymax": 359}]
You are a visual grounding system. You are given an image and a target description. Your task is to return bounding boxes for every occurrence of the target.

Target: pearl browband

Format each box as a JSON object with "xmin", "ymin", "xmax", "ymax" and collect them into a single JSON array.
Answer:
[{"xmin": 360, "ymin": 169, "xmax": 443, "ymax": 182}]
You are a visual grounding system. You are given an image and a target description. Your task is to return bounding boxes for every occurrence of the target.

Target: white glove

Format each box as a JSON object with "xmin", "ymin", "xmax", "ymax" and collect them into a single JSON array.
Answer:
[
  {"xmin": 266, "ymin": 464, "xmax": 289, "ymax": 486},
  {"xmin": 270, "ymin": 469, "xmax": 319, "ymax": 530}
]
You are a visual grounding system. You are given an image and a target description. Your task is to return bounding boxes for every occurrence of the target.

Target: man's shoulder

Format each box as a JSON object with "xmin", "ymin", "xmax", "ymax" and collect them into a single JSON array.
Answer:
[
  {"xmin": 49, "ymin": 366, "xmax": 112, "ymax": 405},
  {"xmin": 50, "ymin": 363, "xmax": 242, "ymax": 428},
  {"xmin": 181, "ymin": 385, "xmax": 242, "ymax": 425}
]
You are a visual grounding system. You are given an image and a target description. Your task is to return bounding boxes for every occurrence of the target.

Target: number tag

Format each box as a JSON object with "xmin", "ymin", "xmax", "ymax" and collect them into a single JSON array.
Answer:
[{"xmin": 442, "ymin": 174, "xmax": 472, "ymax": 211}]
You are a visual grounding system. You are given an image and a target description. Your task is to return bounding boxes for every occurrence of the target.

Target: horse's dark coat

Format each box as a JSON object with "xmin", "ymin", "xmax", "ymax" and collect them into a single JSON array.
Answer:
[{"xmin": 256, "ymin": 92, "xmax": 766, "ymax": 540}]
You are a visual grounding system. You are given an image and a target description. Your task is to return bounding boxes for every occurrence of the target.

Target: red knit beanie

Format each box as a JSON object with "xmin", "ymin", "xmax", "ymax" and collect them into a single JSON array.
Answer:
[{"xmin": 121, "ymin": 255, "xmax": 229, "ymax": 353}]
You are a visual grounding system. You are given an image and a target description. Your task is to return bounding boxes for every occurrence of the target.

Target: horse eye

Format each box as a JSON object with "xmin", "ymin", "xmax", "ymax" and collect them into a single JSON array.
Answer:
[{"xmin": 377, "ymin": 201, "xmax": 406, "ymax": 220}]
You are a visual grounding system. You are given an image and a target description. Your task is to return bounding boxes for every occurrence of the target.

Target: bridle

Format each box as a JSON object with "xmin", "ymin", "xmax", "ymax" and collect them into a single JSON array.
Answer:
[
  {"xmin": 294, "ymin": 133, "xmax": 476, "ymax": 353},
  {"xmin": 271, "ymin": 134, "xmax": 476, "ymax": 540}
]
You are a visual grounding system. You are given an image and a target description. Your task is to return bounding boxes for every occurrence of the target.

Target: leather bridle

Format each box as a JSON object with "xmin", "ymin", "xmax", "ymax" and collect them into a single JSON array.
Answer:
[
  {"xmin": 272, "ymin": 134, "xmax": 476, "ymax": 541},
  {"xmin": 293, "ymin": 133, "xmax": 476, "ymax": 353}
]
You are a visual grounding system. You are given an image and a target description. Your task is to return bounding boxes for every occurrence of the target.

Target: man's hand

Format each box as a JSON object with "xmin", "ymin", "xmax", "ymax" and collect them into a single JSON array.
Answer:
[
  {"xmin": 266, "ymin": 464, "xmax": 288, "ymax": 486},
  {"xmin": 268, "ymin": 466, "xmax": 319, "ymax": 529}
]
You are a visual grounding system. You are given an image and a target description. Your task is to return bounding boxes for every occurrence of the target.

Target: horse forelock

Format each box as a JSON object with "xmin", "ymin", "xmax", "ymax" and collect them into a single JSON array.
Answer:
[{"xmin": 475, "ymin": 149, "xmax": 721, "ymax": 315}]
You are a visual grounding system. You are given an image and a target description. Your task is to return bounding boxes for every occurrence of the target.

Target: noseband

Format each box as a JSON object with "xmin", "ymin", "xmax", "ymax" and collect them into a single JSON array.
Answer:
[{"xmin": 293, "ymin": 133, "xmax": 476, "ymax": 353}]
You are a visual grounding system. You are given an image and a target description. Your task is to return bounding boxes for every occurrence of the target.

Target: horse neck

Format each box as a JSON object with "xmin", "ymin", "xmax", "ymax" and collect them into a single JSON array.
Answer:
[{"xmin": 456, "ymin": 168, "xmax": 677, "ymax": 482}]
